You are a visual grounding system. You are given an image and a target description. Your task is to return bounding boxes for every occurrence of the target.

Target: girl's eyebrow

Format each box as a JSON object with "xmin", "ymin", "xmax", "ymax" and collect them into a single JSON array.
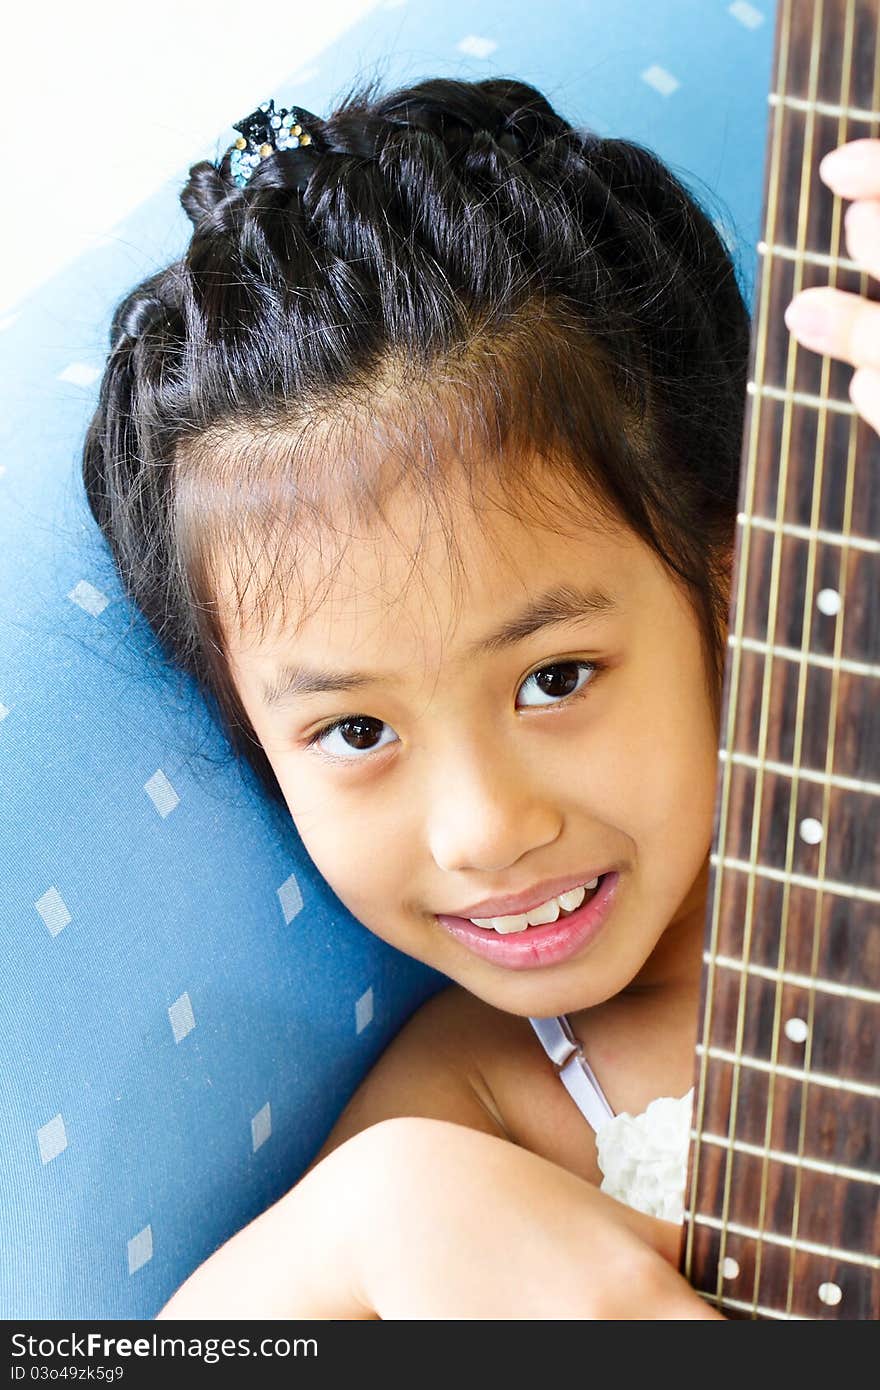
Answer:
[{"xmin": 259, "ymin": 583, "xmax": 618, "ymax": 708}]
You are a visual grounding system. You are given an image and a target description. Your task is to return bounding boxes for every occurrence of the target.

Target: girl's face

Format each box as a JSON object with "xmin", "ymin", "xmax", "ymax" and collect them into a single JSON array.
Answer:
[{"xmin": 226, "ymin": 458, "xmax": 724, "ymax": 1018}]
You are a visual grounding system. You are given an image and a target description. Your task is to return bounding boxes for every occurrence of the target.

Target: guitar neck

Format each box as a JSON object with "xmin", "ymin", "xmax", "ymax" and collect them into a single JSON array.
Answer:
[{"xmin": 681, "ymin": 0, "xmax": 880, "ymax": 1320}]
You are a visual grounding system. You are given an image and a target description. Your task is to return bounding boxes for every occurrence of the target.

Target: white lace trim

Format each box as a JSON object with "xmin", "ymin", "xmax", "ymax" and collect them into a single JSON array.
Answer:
[{"xmin": 595, "ymin": 1088, "xmax": 694, "ymax": 1223}]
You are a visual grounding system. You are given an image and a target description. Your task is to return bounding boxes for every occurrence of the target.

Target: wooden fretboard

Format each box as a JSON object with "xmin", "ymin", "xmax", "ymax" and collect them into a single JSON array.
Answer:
[{"xmin": 680, "ymin": 0, "xmax": 880, "ymax": 1320}]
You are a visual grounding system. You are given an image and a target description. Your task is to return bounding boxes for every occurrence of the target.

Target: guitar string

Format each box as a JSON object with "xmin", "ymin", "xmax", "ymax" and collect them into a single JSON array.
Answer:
[
  {"xmin": 743, "ymin": 0, "xmax": 877, "ymax": 1316},
  {"xmin": 746, "ymin": 0, "xmax": 877, "ymax": 1318},
  {"xmin": 739, "ymin": 0, "xmax": 828, "ymax": 1312},
  {"xmin": 709, "ymin": 0, "xmax": 801, "ymax": 1309},
  {"xmin": 782, "ymin": 0, "xmax": 879, "ymax": 1319},
  {"xmin": 682, "ymin": 0, "xmax": 792, "ymax": 1303},
  {"xmin": 747, "ymin": 0, "xmax": 833, "ymax": 1311},
  {"xmin": 714, "ymin": 0, "xmax": 876, "ymax": 1316},
  {"xmin": 749, "ymin": 0, "xmax": 855, "ymax": 1317},
  {"xmin": 688, "ymin": 0, "xmax": 878, "ymax": 1315}
]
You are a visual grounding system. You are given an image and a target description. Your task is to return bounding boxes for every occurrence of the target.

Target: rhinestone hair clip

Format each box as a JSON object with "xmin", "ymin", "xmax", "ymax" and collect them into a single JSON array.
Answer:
[{"xmin": 229, "ymin": 98, "xmax": 324, "ymax": 188}]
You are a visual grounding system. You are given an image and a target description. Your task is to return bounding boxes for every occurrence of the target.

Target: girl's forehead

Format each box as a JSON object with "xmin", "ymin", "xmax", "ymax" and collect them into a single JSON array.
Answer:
[
  {"xmin": 191, "ymin": 423, "xmax": 632, "ymax": 647},
  {"xmin": 223, "ymin": 479, "xmax": 639, "ymax": 668}
]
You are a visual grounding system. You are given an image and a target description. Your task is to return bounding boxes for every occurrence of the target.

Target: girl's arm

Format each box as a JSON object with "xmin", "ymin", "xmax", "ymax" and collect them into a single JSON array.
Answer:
[
  {"xmin": 156, "ymin": 1116, "xmax": 722, "ymax": 1320},
  {"xmin": 357, "ymin": 1117, "xmax": 722, "ymax": 1320}
]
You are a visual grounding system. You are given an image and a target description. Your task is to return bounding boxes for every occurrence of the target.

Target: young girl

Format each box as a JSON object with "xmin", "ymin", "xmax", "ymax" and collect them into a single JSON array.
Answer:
[{"xmin": 81, "ymin": 76, "xmax": 880, "ymax": 1319}]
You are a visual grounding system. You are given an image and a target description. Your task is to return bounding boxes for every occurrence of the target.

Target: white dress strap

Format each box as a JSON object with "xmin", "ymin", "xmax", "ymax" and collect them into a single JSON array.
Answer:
[{"xmin": 528, "ymin": 1014, "xmax": 615, "ymax": 1133}]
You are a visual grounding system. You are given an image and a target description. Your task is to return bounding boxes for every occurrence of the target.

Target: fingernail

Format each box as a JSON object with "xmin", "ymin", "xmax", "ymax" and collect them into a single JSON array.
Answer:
[{"xmin": 784, "ymin": 295, "xmax": 832, "ymax": 345}]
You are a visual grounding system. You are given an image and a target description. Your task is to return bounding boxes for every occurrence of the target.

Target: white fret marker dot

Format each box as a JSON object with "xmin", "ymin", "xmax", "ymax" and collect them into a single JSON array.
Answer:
[
  {"xmin": 784, "ymin": 1017, "xmax": 808, "ymax": 1044},
  {"xmin": 818, "ymin": 1281, "xmax": 842, "ymax": 1306},
  {"xmin": 816, "ymin": 588, "xmax": 841, "ymax": 616},
  {"xmin": 799, "ymin": 817, "xmax": 824, "ymax": 845},
  {"xmin": 721, "ymin": 1257, "xmax": 740, "ymax": 1280}
]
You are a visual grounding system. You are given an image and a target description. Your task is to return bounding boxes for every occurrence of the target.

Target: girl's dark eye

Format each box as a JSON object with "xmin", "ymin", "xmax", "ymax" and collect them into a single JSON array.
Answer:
[
  {"xmin": 304, "ymin": 659, "xmax": 602, "ymax": 764},
  {"xmin": 516, "ymin": 660, "xmax": 597, "ymax": 708},
  {"xmin": 306, "ymin": 714, "xmax": 397, "ymax": 761}
]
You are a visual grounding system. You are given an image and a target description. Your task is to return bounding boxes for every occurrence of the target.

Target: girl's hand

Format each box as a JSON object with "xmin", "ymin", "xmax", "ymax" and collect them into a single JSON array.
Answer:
[
  {"xmin": 784, "ymin": 137, "xmax": 880, "ymax": 438},
  {"xmin": 357, "ymin": 1117, "xmax": 724, "ymax": 1320}
]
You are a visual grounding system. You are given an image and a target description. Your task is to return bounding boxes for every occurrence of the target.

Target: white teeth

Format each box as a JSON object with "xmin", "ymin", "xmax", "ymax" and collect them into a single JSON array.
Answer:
[
  {"xmin": 557, "ymin": 885, "xmax": 587, "ymax": 913},
  {"xmin": 524, "ymin": 898, "xmax": 561, "ymax": 927},
  {"xmin": 473, "ymin": 912, "xmax": 531, "ymax": 935},
  {"xmin": 470, "ymin": 877, "xmax": 601, "ymax": 933}
]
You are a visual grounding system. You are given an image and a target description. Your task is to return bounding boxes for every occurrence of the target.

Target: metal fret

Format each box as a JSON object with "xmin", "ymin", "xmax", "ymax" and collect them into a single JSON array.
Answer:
[
  {"xmin": 736, "ymin": 513, "xmax": 880, "ymax": 554},
  {"xmin": 715, "ymin": 1293, "xmax": 806, "ymax": 1320},
  {"xmin": 690, "ymin": 1129, "xmax": 880, "ymax": 1187},
  {"xmin": 704, "ymin": 951, "xmax": 880, "ymax": 1007},
  {"xmin": 767, "ymin": 92, "xmax": 880, "ymax": 123},
  {"xmin": 757, "ymin": 239, "xmax": 863, "ymax": 273},
  {"xmin": 710, "ymin": 853, "xmax": 880, "ymax": 904},
  {"xmin": 684, "ymin": 1211, "xmax": 880, "ymax": 1271},
  {"xmin": 726, "ymin": 633, "xmax": 880, "ymax": 679},
  {"xmin": 695, "ymin": 1044, "xmax": 880, "ymax": 1100},
  {"xmin": 746, "ymin": 380, "xmax": 859, "ymax": 415},
  {"xmin": 718, "ymin": 747, "xmax": 880, "ymax": 798}
]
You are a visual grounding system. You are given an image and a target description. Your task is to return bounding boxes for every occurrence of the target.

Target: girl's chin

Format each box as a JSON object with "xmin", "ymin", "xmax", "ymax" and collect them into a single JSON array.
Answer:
[{"xmin": 436, "ymin": 944, "xmax": 629, "ymax": 1019}]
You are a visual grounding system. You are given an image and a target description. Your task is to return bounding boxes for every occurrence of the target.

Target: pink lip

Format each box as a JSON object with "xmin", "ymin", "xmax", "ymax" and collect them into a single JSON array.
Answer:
[
  {"xmin": 449, "ymin": 867, "xmax": 613, "ymax": 920},
  {"xmin": 436, "ymin": 871, "xmax": 621, "ymax": 971}
]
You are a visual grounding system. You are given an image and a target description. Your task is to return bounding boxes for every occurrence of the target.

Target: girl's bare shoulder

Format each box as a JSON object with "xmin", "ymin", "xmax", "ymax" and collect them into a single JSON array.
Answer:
[
  {"xmin": 451, "ymin": 983, "xmax": 699, "ymax": 1186},
  {"xmin": 305, "ymin": 980, "xmax": 602, "ymax": 1184},
  {"xmin": 443, "ymin": 985, "xmax": 605, "ymax": 1186}
]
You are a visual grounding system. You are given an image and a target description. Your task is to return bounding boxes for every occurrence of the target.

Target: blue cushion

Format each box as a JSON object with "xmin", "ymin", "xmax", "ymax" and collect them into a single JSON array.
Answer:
[{"xmin": 0, "ymin": 0, "xmax": 774, "ymax": 1319}]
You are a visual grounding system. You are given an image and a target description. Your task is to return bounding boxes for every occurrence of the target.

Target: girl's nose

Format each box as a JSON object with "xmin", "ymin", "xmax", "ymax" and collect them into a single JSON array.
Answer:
[{"xmin": 427, "ymin": 748, "xmax": 561, "ymax": 875}]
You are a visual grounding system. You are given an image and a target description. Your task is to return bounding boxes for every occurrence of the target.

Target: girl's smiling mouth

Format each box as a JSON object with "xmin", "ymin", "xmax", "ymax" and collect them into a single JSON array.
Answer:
[
  {"xmin": 444, "ymin": 864, "xmax": 614, "ymax": 922},
  {"xmin": 435, "ymin": 871, "xmax": 621, "ymax": 970}
]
